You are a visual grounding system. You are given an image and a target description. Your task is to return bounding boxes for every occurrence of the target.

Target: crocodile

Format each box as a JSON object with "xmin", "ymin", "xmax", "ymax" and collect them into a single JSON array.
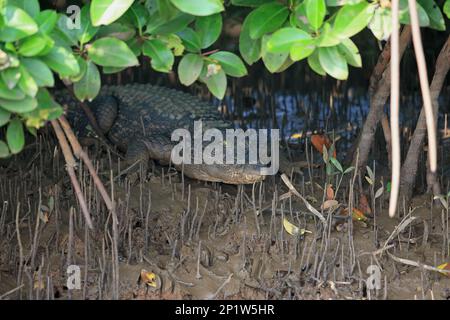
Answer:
[{"xmin": 54, "ymin": 83, "xmax": 285, "ymax": 184}]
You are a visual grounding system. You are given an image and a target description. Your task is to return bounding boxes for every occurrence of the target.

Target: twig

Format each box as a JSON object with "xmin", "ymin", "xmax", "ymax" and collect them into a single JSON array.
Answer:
[
  {"xmin": 387, "ymin": 251, "xmax": 450, "ymax": 274},
  {"xmin": 51, "ymin": 119, "xmax": 93, "ymax": 229},
  {"xmin": 0, "ymin": 284, "xmax": 25, "ymax": 300},
  {"xmin": 208, "ymin": 273, "xmax": 233, "ymax": 300},
  {"xmin": 408, "ymin": 0, "xmax": 437, "ymax": 173},
  {"xmin": 280, "ymin": 174, "xmax": 327, "ymax": 226},
  {"xmin": 58, "ymin": 115, "xmax": 114, "ymax": 211}
]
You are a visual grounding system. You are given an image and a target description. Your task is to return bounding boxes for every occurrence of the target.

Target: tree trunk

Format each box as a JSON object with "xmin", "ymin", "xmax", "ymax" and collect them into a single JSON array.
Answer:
[
  {"xmin": 400, "ymin": 35, "xmax": 450, "ymax": 203},
  {"xmin": 351, "ymin": 26, "xmax": 412, "ymax": 172}
]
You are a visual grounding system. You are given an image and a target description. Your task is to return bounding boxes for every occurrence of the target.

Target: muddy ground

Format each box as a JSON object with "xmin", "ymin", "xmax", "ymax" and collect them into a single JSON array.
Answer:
[{"xmin": 0, "ymin": 134, "xmax": 449, "ymax": 300}]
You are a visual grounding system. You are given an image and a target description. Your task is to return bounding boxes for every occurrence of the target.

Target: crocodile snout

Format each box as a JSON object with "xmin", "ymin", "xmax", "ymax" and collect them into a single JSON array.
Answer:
[{"xmin": 206, "ymin": 164, "xmax": 266, "ymax": 184}]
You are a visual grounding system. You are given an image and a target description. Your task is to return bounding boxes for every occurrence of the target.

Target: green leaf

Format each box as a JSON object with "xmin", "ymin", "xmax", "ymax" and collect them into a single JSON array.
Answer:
[
  {"xmin": 338, "ymin": 38, "xmax": 361, "ymax": 68},
  {"xmin": 368, "ymin": 7, "xmax": 392, "ymax": 41},
  {"xmin": 96, "ymin": 23, "xmax": 136, "ymax": 41},
  {"xmin": 0, "ymin": 97, "xmax": 37, "ymax": 113},
  {"xmin": 209, "ymin": 51, "xmax": 247, "ymax": 77},
  {"xmin": 146, "ymin": 12, "xmax": 195, "ymax": 34},
  {"xmin": 0, "ymin": 140, "xmax": 9, "ymax": 158},
  {"xmin": 305, "ymin": 0, "xmax": 326, "ymax": 30},
  {"xmin": 261, "ymin": 35, "xmax": 289, "ymax": 73},
  {"xmin": 248, "ymin": 3, "xmax": 289, "ymax": 39},
  {"xmin": 142, "ymin": 39, "xmax": 174, "ymax": 73},
  {"xmin": 126, "ymin": 37, "xmax": 142, "ymax": 56},
  {"xmin": 330, "ymin": 157, "xmax": 343, "ymax": 173},
  {"xmin": 307, "ymin": 50, "xmax": 326, "ymax": 76},
  {"xmin": 333, "ymin": 2, "xmax": 375, "ymax": 39},
  {"xmin": 6, "ymin": 0, "xmax": 40, "ymax": 18},
  {"xmin": 344, "ymin": 166, "xmax": 355, "ymax": 174},
  {"xmin": 21, "ymin": 58, "xmax": 54, "ymax": 87},
  {"xmin": 18, "ymin": 64, "xmax": 38, "ymax": 97},
  {"xmin": 200, "ymin": 66, "xmax": 227, "ymax": 99},
  {"xmin": 326, "ymin": 0, "xmax": 365, "ymax": 5},
  {"xmin": 292, "ymin": 2, "xmax": 313, "ymax": 32},
  {"xmin": 0, "ymin": 77, "xmax": 25, "ymax": 100},
  {"xmin": 177, "ymin": 28, "xmax": 202, "ymax": 53},
  {"xmin": 6, "ymin": 118, "xmax": 25, "ymax": 154},
  {"xmin": 78, "ymin": 5, "xmax": 99, "ymax": 45},
  {"xmin": 231, "ymin": 0, "xmax": 273, "ymax": 6},
  {"xmin": 266, "ymin": 27, "xmax": 313, "ymax": 53},
  {"xmin": 399, "ymin": 0, "xmax": 430, "ymax": 27},
  {"xmin": 88, "ymin": 37, "xmax": 139, "ymax": 68},
  {"xmin": 316, "ymin": 22, "xmax": 341, "ymax": 47},
  {"xmin": 290, "ymin": 42, "xmax": 315, "ymax": 61},
  {"xmin": 122, "ymin": 3, "xmax": 149, "ymax": 30},
  {"xmin": 70, "ymin": 56, "xmax": 87, "ymax": 82},
  {"xmin": 37, "ymin": 35, "xmax": 55, "ymax": 57},
  {"xmin": 178, "ymin": 53, "xmax": 204, "ymax": 86},
  {"xmin": 18, "ymin": 34, "xmax": 48, "ymax": 57},
  {"xmin": 102, "ymin": 66, "xmax": 127, "ymax": 74},
  {"xmin": 74, "ymin": 61, "xmax": 101, "ymax": 102},
  {"xmin": 0, "ymin": 108, "xmax": 11, "ymax": 127},
  {"xmin": 90, "ymin": 0, "xmax": 134, "ymax": 26},
  {"xmin": 35, "ymin": 10, "xmax": 58, "ymax": 34},
  {"xmin": 170, "ymin": 0, "xmax": 224, "ymax": 16},
  {"xmin": 42, "ymin": 46, "xmax": 80, "ymax": 77},
  {"xmin": 318, "ymin": 46, "xmax": 348, "ymax": 80},
  {"xmin": 154, "ymin": 0, "xmax": 179, "ymax": 21},
  {"xmin": 239, "ymin": 11, "xmax": 262, "ymax": 65},
  {"xmin": 24, "ymin": 89, "xmax": 63, "ymax": 128},
  {"xmin": 445, "ymin": 0, "xmax": 450, "ymax": 19},
  {"xmin": 195, "ymin": 14, "xmax": 222, "ymax": 49},
  {"xmin": 1, "ymin": 67, "xmax": 21, "ymax": 89},
  {"xmin": 417, "ymin": 0, "xmax": 445, "ymax": 31},
  {"xmin": 57, "ymin": 14, "xmax": 79, "ymax": 46},
  {"xmin": 0, "ymin": 6, "xmax": 38, "ymax": 42}
]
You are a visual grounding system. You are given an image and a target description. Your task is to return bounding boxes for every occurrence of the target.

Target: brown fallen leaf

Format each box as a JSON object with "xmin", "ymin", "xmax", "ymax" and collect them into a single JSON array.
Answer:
[
  {"xmin": 326, "ymin": 184, "xmax": 334, "ymax": 200},
  {"xmin": 311, "ymin": 134, "xmax": 336, "ymax": 158},
  {"xmin": 321, "ymin": 199, "xmax": 339, "ymax": 211}
]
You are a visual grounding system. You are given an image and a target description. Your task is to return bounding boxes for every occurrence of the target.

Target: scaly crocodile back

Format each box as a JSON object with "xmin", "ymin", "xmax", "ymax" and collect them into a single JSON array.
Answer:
[{"xmin": 54, "ymin": 84, "xmax": 233, "ymax": 151}]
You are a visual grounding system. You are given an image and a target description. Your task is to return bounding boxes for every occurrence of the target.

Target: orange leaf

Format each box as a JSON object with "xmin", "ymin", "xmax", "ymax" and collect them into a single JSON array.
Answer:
[
  {"xmin": 139, "ymin": 269, "xmax": 158, "ymax": 287},
  {"xmin": 326, "ymin": 184, "xmax": 334, "ymax": 200},
  {"xmin": 352, "ymin": 208, "xmax": 367, "ymax": 221},
  {"xmin": 311, "ymin": 134, "xmax": 336, "ymax": 158},
  {"xmin": 341, "ymin": 208, "xmax": 367, "ymax": 221}
]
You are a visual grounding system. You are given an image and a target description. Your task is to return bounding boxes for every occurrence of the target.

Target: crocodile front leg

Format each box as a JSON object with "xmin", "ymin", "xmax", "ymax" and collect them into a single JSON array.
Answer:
[{"xmin": 123, "ymin": 139, "xmax": 150, "ymax": 181}]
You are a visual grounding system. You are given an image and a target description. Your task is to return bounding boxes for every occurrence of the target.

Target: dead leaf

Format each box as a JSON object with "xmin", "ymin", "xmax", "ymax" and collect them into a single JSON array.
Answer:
[
  {"xmin": 139, "ymin": 269, "xmax": 158, "ymax": 288},
  {"xmin": 311, "ymin": 134, "xmax": 336, "ymax": 158},
  {"xmin": 352, "ymin": 208, "xmax": 367, "ymax": 221},
  {"xmin": 375, "ymin": 186, "xmax": 384, "ymax": 199},
  {"xmin": 291, "ymin": 132, "xmax": 303, "ymax": 139},
  {"xmin": 342, "ymin": 208, "xmax": 368, "ymax": 221},
  {"xmin": 437, "ymin": 262, "xmax": 450, "ymax": 276},
  {"xmin": 321, "ymin": 199, "xmax": 339, "ymax": 211},
  {"xmin": 283, "ymin": 218, "xmax": 311, "ymax": 236},
  {"xmin": 33, "ymin": 272, "xmax": 45, "ymax": 290},
  {"xmin": 326, "ymin": 184, "xmax": 334, "ymax": 200}
]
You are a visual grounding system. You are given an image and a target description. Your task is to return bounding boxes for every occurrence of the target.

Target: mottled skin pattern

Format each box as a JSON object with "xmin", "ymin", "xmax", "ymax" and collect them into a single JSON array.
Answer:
[{"xmin": 54, "ymin": 84, "xmax": 266, "ymax": 184}]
